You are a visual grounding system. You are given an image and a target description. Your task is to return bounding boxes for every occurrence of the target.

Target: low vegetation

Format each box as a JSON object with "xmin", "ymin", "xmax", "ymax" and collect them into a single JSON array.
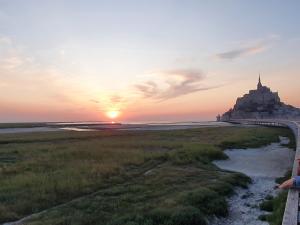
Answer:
[
  {"xmin": 0, "ymin": 123, "xmax": 47, "ymax": 129},
  {"xmin": 0, "ymin": 126, "xmax": 294, "ymax": 224}
]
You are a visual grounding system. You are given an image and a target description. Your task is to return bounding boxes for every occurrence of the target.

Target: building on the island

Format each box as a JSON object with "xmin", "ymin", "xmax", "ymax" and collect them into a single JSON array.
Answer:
[
  {"xmin": 218, "ymin": 75, "xmax": 300, "ymax": 121},
  {"xmin": 257, "ymin": 74, "xmax": 263, "ymax": 89}
]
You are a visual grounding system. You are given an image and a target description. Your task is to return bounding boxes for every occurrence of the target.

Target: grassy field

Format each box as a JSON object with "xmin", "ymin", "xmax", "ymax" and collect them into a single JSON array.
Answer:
[{"xmin": 0, "ymin": 126, "xmax": 294, "ymax": 225}]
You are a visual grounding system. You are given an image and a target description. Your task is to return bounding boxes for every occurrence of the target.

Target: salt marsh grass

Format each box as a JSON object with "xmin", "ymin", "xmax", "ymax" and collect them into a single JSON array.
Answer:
[{"xmin": 0, "ymin": 126, "xmax": 294, "ymax": 224}]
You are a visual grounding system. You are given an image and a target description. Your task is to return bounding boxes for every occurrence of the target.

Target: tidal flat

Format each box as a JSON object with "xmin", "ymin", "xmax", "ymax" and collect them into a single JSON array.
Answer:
[{"xmin": 0, "ymin": 126, "xmax": 295, "ymax": 225}]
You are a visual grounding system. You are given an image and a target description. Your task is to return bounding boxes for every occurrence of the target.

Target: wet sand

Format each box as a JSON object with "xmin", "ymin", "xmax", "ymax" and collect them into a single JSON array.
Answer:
[
  {"xmin": 0, "ymin": 121, "xmax": 234, "ymax": 134},
  {"xmin": 212, "ymin": 137, "xmax": 295, "ymax": 225},
  {"xmin": 0, "ymin": 127, "xmax": 61, "ymax": 134}
]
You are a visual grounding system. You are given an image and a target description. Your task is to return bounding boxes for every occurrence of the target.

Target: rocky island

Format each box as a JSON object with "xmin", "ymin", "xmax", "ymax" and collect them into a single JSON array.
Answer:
[{"xmin": 218, "ymin": 76, "xmax": 300, "ymax": 121}]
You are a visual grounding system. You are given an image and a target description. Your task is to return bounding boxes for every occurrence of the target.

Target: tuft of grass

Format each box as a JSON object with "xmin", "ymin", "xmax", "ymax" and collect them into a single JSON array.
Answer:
[
  {"xmin": 260, "ymin": 199, "xmax": 274, "ymax": 212},
  {"xmin": 219, "ymin": 172, "xmax": 251, "ymax": 188},
  {"xmin": 180, "ymin": 187, "xmax": 228, "ymax": 217}
]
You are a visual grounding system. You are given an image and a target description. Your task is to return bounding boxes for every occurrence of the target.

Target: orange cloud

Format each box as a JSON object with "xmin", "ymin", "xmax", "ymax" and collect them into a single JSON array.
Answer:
[
  {"xmin": 214, "ymin": 35, "xmax": 279, "ymax": 60},
  {"xmin": 135, "ymin": 69, "xmax": 220, "ymax": 100}
]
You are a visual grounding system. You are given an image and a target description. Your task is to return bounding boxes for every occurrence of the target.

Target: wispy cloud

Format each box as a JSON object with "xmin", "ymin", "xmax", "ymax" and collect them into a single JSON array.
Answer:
[
  {"xmin": 215, "ymin": 44, "xmax": 266, "ymax": 60},
  {"xmin": 135, "ymin": 81, "xmax": 159, "ymax": 98},
  {"xmin": 135, "ymin": 69, "xmax": 218, "ymax": 101},
  {"xmin": 215, "ymin": 36, "xmax": 279, "ymax": 60},
  {"xmin": 109, "ymin": 95, "xmax": 123, "ymax": 104},
  {"xmin": 90, "ymin": 93, "xmax": 129, "ymax": 114}
]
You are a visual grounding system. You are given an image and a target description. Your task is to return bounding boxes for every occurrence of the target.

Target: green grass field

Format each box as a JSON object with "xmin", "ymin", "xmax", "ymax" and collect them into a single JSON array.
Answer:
[{"xmin": 0, "ymin": 126, "xmax": 294, "ymax": 225}]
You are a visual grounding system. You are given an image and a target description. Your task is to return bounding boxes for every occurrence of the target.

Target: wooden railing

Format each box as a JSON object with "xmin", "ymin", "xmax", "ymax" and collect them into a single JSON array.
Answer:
[{"xmin": 228, "ymin": 119, "xmax": 300, "ymax": 225}]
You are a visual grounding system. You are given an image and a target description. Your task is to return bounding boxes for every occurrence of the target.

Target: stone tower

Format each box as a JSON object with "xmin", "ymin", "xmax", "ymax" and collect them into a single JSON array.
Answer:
[{"xmin": 257, "ymin": 74, "xmax": 262, "ymax": 90}]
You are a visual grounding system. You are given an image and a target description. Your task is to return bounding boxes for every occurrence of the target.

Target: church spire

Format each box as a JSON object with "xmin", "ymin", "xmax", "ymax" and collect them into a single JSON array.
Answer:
[{"xmin": 257, "ymin": 74, "xmax": 262, "ymax": 89}]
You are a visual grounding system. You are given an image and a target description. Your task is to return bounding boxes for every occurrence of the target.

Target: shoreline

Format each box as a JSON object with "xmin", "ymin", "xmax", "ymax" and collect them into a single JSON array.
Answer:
[{"xmin": 0, "ymin": 121, "xmax": 235, "ymax": 134}]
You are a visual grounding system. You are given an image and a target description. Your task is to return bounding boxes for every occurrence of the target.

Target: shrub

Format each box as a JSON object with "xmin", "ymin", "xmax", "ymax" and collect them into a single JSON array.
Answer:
[{"xmin": 220, "ymin": 173, "xmax": 251, "ymax": 188}]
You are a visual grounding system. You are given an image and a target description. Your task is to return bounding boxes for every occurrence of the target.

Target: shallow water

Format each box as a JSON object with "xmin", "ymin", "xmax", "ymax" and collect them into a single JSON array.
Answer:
[
  {"xmin": 60, "ymin": 127, "xmax": 96, "ymax": 131},
  {"xmin": 0, "ymin": 127, "xmax": 61, "ymax": 134},
  {"xmin": 211, "ymin": 137, "xmax": 295, "ymax": 225},
  {"xmin": 0, "ymin": 121, "xmax": 234, "ymax": 134}
]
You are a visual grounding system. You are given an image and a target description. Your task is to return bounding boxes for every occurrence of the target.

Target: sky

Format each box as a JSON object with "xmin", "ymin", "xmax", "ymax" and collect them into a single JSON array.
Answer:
[{"xmin": 0, "ymin": 0, "xmax": 300, "ymax": 122}]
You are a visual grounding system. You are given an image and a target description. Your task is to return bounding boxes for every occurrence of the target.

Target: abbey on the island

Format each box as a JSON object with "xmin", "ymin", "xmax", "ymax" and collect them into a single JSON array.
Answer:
[{"xmin": 218, "ymin": 76, "xmax": 300, "ymax": 121}]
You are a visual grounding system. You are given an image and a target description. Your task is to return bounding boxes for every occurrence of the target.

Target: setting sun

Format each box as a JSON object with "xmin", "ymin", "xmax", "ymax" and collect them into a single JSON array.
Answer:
[{"xmin": 106, "ymin": 110, "xmax": 120, "ymax": 119}]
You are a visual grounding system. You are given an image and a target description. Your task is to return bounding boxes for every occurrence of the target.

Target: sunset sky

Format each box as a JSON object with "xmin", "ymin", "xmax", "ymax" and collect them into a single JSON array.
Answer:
[{"xmin": 0, "ymin": 0, "xmax": 300, "ymax": 122}]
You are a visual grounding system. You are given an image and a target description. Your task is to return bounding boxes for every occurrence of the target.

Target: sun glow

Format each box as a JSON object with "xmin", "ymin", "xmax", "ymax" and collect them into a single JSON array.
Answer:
[{"xmin": 106, "ymin": 110, "xmax": 120, "ymax": 119}]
